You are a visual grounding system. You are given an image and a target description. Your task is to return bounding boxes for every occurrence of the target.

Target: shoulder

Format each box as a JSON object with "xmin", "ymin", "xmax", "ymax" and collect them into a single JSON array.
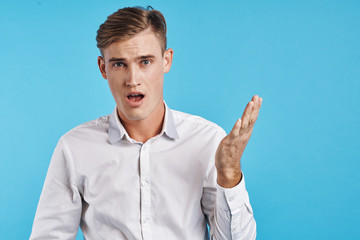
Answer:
[
  {"xmin": 60, "ymin": 114, "xmax": 111, "ymax": 143},
  {"xmin": 170, "ymin": 109, "xmax": 226, "ymax": 137}
]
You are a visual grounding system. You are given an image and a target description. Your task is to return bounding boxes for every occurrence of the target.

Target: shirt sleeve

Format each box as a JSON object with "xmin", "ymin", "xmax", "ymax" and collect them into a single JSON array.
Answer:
[
  {"xmin": 30, "ymin": 137, "xmax": 82, "ymax": 240},
  {"xmin": 202, "ymin": 168, "xmax": 256, "ymax": 239}
]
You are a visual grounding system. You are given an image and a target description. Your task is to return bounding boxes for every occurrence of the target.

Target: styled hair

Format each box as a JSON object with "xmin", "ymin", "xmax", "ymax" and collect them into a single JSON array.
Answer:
[{"xmin": 96, "ymin": 6, "xmax": 167, "ymax": 56}]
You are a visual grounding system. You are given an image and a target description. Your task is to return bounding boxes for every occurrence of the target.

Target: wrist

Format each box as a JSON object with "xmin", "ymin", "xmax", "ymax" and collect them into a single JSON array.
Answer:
[{"xmin": 216, "ymin": 167, "xmax": 242, "ymax": 188}]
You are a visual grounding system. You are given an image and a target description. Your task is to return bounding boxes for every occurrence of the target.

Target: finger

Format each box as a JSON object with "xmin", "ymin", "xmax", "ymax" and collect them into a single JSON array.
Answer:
[
  {"xmin": 252, "ymin": 95, "xmax": 259, "ymax": 102},
  {"xmin": 241, "ymin": 100, "xmax": 254, "ymax": 129},
  {"xmin": 229, "ymin": 118, "xmax": 241, "ymax": 138},
  {"xmin": 249, "ymin": 96, "xmax": 263, "ymax": 126}
]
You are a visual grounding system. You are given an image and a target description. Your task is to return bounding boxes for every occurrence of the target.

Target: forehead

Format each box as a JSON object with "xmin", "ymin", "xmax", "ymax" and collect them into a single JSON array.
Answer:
[{"xmin": 103, "ymin": 30, "xmax": 163, "ymax": 60}]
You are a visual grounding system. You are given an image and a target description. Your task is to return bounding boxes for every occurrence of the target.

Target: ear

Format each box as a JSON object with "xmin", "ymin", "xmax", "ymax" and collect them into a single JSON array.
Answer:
[
  {"xmin": 98, "ymin": 56, "xmax": 107, "ymax": 79},
  {"xmin": 163, "ymin": 48, "xmax": 173, "ymax": 73}
]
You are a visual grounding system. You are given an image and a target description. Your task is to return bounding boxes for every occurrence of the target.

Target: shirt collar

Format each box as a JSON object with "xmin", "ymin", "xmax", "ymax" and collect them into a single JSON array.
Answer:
[
  {"xmin": 162, "ymin": 102, "xmax": 180, "ymax": 140},
  {"xmin": 108, "ymin": 102, "xmax": 179, "ymax": 144}
]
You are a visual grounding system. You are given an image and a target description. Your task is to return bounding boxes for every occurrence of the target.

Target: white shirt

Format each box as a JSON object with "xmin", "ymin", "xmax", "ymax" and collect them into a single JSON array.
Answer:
[{"xmin": 30, "ymin": 104, "xmax": 256, "ymax": 240}]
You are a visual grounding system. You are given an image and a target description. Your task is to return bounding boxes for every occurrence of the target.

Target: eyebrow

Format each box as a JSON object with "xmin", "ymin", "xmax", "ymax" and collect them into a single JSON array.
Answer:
[
  {"xmin": 138, "ymin": 55, "xmax": 155, "ymax": 60},
  {"xmin": 109, "ymin": 57, "xmax": 126, "ymax": 62},
  {"xmin": 108, "ymin": 55, "xmax": 156, "ymax": 62}
]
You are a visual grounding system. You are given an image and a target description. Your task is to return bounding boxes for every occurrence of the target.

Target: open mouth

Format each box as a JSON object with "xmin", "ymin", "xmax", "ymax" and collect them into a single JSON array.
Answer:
[{"xmin": 127, "ymin": 93, "xmax": 145, "ymax": 102}]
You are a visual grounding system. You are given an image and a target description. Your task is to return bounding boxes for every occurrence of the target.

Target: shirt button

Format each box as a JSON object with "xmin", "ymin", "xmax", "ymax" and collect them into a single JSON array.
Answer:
[
  {"xmin": 141, "ymin": 180, "xmax": 148, "ymax": 188},
  {"xmin": 143, "ymin": 217, "xmax": 150, "ymax": 224},
  {"xmin": 229, "ymin": 196, "xmax": 234, "ymax": 201}
]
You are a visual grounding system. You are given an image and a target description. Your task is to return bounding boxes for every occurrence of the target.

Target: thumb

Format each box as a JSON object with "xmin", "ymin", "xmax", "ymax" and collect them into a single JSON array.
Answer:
[{"xmin": 229, "ymin": 118, "xmax": 241, "ymax": 137}]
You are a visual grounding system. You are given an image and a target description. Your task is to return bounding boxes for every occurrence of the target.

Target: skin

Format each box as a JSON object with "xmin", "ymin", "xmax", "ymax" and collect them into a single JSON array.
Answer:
[
  {"xmin": 216, "ymin": 95, "xmax": 262, "ymax": 188},
  {"xmin": 98, "ymin": 28, "xmax": 262, "ymax": 188},
  {"xmin": 97, "ymin": 29, "xmax": 173, "ymax": 143}
]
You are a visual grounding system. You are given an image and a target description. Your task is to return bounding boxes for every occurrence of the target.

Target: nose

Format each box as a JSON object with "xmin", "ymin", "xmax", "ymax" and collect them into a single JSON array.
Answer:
[{"xmin": 125, "ymin": 66, "xmax": 141, "ymax": 87}]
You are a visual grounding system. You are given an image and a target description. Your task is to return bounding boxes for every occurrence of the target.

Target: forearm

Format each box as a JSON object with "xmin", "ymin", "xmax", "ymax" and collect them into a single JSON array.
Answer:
[
  {"xmin": 217, "ymin": 165, "xmax": 242, "ymax": 188},
  {"xmin": 30, "ymin": 138, "xmax": 82, "ymax": 239},
  {"xmin": 213, "ymin": 175, "xmax": 256, "ymax": 240}
]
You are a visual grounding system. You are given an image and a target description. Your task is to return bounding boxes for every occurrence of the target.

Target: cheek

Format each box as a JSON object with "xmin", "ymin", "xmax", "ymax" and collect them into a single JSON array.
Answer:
[
  {"xmin": 153, "ymin": 80, "xmax": 164, "ymax": 100},
  {"xmin": 150, "ymin": 66, "xmax": 164, "ymax": 85},
  {"xmin": 108, "ymin": 78, "xmax": 123, "ymax": 97},
  {"xmin": 150, "ymin": 72, "xmax": 164, "ymax": 94}
]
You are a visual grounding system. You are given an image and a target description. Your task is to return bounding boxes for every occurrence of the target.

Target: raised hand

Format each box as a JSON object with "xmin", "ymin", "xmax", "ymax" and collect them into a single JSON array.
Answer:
[{"xmin": 215, "ymin": 95, "xmax": 263, "ymax": 188}]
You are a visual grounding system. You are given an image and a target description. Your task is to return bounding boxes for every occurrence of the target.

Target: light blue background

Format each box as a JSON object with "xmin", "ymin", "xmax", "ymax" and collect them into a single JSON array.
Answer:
[{"xmin": 0, "ymin": 0, "xmax": 359, "ymax": 239}]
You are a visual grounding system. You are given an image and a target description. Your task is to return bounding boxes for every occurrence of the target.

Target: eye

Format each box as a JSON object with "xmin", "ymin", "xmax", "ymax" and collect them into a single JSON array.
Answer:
[
  {"xmin": 141, "ymin": 59, "xmax": 151, "ymax": 65},
  {"xmin": 113, "ymin": 62, "xmax": 124, "ymax": 68}
]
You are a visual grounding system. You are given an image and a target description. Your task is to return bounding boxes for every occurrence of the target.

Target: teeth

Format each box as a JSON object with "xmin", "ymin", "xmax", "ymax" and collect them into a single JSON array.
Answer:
[{"xmin": 127, "ymin": 93, "xmax": 144, "ymax": 102}]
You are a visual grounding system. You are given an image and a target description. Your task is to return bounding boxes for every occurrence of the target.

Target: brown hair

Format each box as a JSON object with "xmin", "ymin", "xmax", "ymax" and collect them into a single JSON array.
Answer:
[{"xmin": 96, "ymin": 6, "xmax": 167, "ymax": 56}]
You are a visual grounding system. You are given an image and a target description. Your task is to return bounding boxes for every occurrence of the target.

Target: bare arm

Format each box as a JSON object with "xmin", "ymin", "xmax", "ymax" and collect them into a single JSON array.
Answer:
[{"xmin": 216, "ymin": 95, "xmax": 262, "ymax": 188}]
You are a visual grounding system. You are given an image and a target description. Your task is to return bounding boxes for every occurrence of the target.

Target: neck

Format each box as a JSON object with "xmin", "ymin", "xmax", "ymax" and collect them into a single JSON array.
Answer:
[{"xmin": 118, "ymin": 103, "xmax": 165, "ymax": 143}]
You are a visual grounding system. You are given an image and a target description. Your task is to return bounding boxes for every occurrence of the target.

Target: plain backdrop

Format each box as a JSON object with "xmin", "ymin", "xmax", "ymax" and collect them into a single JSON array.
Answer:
[{"xmin": 0, "ymin": 0, "xmax": 359, "ymax": 239}]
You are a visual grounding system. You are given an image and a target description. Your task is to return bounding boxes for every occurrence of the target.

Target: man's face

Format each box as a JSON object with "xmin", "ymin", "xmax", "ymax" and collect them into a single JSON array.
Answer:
[{"xmin": 98, "ymin": 29, "xmax": 173, "ymax": 123}]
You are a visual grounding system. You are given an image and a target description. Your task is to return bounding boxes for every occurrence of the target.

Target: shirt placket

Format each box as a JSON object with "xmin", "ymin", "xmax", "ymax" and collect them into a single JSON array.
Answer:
[{"xmin": 140, "ymin": 142, "xmax": 152, "ymax": 240}]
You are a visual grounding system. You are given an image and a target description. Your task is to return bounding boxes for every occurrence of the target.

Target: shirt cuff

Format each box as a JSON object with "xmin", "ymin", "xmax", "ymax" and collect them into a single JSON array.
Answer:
[{"xmin": 216, "ymin": 173, "xmax": 248, "ymax": 212}]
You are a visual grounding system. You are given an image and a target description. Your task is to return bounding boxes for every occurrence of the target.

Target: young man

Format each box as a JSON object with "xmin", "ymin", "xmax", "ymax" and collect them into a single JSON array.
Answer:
[{"xmin": 30, "ymin": 6, "xmax": 261, "ymax": 240}]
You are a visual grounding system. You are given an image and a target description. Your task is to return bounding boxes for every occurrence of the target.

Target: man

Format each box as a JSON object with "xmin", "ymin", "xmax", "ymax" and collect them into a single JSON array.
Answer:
[{"xmin": 30, "ymin": 6, "xmax": 261, "ymax": 240}]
